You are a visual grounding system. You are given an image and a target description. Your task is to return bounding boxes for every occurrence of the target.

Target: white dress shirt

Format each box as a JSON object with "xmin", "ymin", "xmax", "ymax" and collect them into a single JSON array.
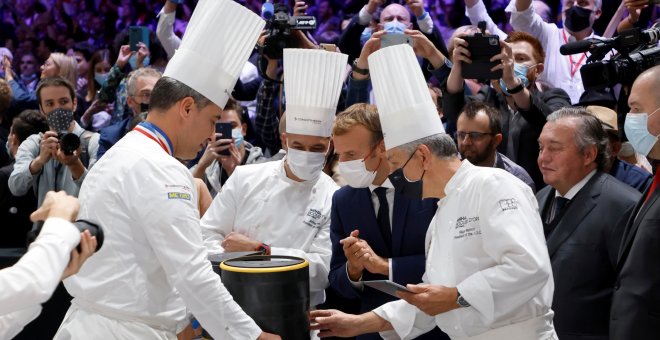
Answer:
[
  {"xmin": 59, "ymin": 131, "xmax": 262, "ymax": 339},
  {"xmin": 506, "ymin": 2, "xmax": 607, "ymax": 104},
  {"xmin": 373, "ymin": 161, "xmax": 556, "ymax": 339},
  {"xmin": 0, "ymin": 218, "xmax": 80, "ymax": 339},
  {"xmin": 200, "ymin": 159, "xmax": 338, "ymax": 307}
]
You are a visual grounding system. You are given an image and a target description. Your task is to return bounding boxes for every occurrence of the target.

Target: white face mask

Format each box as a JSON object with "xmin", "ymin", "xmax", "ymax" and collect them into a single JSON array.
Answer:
[
  {"xmin": 339, "ymin": 158, "xmax": 377, "ymax": 188},
  {"xmin": 286, "ymin": 145, "xmax": 328, "ymax": 182}
]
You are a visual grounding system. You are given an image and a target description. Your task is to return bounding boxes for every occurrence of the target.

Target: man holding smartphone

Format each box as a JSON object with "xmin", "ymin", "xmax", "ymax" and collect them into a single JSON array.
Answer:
[{"xmin": 192, "ymin": 98, "xmax": 265, "ymax": 196}]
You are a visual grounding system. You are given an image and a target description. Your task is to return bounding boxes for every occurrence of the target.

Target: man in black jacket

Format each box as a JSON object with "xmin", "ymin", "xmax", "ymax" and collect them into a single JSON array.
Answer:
[
  {"xmin": 338, "ymin": 0, "xmax": 448, "ymax": 68},
  {"xmin": 536, "ymin": 107, "xmax": 640, "ymax": 340},
  {"xmin": 443, "ymin": 31, "xmax": 570, "ymax": 190}
]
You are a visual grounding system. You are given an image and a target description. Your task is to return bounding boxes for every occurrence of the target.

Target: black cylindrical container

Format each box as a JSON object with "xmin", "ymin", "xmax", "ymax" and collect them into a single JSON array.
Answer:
[{"xmin": 220, "ymin": 255, "xmax": 310, "ymax": 340}]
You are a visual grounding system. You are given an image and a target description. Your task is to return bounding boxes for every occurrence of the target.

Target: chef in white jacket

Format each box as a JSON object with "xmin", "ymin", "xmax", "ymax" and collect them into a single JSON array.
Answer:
[
  {"xmin": 54, "ymin": 1, "xmax": 279, "ymax": 339},
  {"xmin": 200, "ymin": 48, "xmax": 347, "ymax": 307},
  {"xmin": 0, "ymin": 191, "xmax": 96, "ymax": 339},
  {"xmin": 310, "ymin": 44, "xmax": 556, "ymax": 340}
]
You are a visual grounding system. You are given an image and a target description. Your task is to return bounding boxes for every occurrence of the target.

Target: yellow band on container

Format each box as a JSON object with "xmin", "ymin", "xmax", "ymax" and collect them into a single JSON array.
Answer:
[{"xmin": 220, "ymin": 259, "xmax": 309, "ymax": 274}]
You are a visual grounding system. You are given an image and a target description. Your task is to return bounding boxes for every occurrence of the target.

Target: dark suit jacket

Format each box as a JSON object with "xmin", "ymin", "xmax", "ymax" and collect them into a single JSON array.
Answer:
[
  {"xmin": 328, "ymin": 186, "xmax": 448, "ymax": 340},
  {"xmin": 610, "ymin": 175, "xmax": 660, "ymax": 340},
  {"xmin": 536, "ymin": 172, "xmax": 640, "ymax": 340},
  {"xmin": 97, "ymin": 117, "xmax": 131, "ymax": 159},
  {"xmin": 443, "ymin": 84, "xmax": 571, "ymax": 190}
]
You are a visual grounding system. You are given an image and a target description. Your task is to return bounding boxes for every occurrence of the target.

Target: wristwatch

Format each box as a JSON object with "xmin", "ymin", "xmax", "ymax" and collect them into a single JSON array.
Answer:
[
  {"xmin": 503, "ymin": 79, "xmax": 525, "ymax": 95},
  {"xmin": 456, "ymin": 291, "xmax": 471, "ymax": 308},
  {"xmin": 352, "ymin": 59, "xmax": 369, "ymax": 76},
  {"xmin": 255, "ymin": 243, "xmax": 271, "ymax": 255}
]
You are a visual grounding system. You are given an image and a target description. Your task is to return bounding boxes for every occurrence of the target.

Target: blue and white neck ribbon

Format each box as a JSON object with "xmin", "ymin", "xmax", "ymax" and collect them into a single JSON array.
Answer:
[{"xmin": 133, "ymin": 121, "xmax": 174, "ymax": 156}]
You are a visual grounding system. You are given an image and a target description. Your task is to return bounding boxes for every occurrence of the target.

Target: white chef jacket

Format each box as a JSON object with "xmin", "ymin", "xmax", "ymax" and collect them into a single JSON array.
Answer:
[
  {"xmin": 200, "ymin": 159, "xmax": 338, "ymax": 306},
  {"xmin": 58, "ymin": 131, "xmax": 262, "ymax": 339},
  {"xmin": 373, "ymin": 161, "xmax": 555, "ymax": 340},
  {"xmin": 505, "ymin": 2, "xmax": 606, "ymax": 104},
  {"xmin": 0, "ymin": 218, "xmax": 79, "ymax": 339}
]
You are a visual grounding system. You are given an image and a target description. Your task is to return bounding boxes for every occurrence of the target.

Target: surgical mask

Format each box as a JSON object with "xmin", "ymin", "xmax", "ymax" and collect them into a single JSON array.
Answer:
[
  {"xmin": 129, "ymin": 54, "xmax": 150, "ymax": 70},
  {"xmin": 388, "ymin": 151, "xmax": 425, "ymax": 200},
  {"xmin": 339, "ymin": 159, "xmax": 377, "ymax": 188},
  {"xmin": 5, "ymin": 140, "xmax": 12, "ymax": 160},
  {"xmin": 47, "ymin": 108, "xmax": 75, "ymax": 133},
  {"xmin": 286, "ymin": 146, "xmax": 327, "ymax": 182},
  {"xmin": 232, "ymin": 128, "xmax": 244, "ymax": 148},
  {"xmin": 499, "ymin": 63, "xmax": 532, "ymax": 95},
  {"xmin": 94, "ymin": 72, "xmax": 109, "ymax": 86},
  {"xmin": 140, "ymin": 102, "xmax": 149, "ymax": 113},
  {"xmin": 360, "ymin": 27, "xmax": 373, "ymax": 46},
  {"xmin": 383, "ymin": 21, "xmax": 407, "ymax": 35},
  {"xmin": 22, "ymin": 73, "xmax": 37, "ymax": 82},
  {"xmin": 624, "ymin": 107, "xmax": 660, "ymax": 156},
  {"xmin": 564, "ymin": 6, "xmax": 592, "ymax": 33}
]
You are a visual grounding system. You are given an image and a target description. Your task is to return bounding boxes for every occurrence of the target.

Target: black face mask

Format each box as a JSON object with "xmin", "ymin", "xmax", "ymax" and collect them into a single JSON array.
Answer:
[
  {"xmin": 388, "ymin": 150, "xmax": 426, "ymax": 200},
  {"xmin": 564, "ymin": 6, "xmax": 592, "ymax": 33},
  {"xmin": 140, "ymin": 102, "xmax": 149, "ymax": 114}
]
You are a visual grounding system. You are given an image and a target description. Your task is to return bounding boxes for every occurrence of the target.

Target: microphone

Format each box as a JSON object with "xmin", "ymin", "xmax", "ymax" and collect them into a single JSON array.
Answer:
[{"xmin": 560, "ymin": 39, "xmax": 601, "ymax": 55}]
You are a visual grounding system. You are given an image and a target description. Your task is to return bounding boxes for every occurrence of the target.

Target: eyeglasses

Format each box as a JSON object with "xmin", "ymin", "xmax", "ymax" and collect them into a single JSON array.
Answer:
[
  {"xmin": 133, "ymin": 91, "xmax": 151, "ymax": 101},
  {"xmin": 456, "ymin": 131, "xmax": 495, "ymax": 141}
]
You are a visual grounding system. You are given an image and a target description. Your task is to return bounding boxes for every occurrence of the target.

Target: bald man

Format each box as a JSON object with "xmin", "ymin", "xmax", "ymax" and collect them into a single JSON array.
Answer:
[
  {"xmin": 610, "ymin": 65, "xmax": 660, "ymax": 340},
  {"xmin": 338, "ymin": 0, "xmax": 448, "ymax": 66}
]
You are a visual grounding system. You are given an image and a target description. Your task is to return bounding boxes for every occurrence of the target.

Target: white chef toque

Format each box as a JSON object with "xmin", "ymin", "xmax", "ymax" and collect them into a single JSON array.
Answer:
[
  {"xmin": 163, "ymin": 0, "xmax": 265, "ymax": 108},
  {"xmin": 368, "ymin": 44, "xmax": 445, "ymax": 150},
  {"xmin": 283, "ymin": 49, "xmax": 348, "ymax": 137}
]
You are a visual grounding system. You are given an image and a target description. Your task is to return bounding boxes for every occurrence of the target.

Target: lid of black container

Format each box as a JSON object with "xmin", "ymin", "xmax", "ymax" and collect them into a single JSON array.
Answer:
[{"xmin": 221, "ymin": 255, "xmax": 308, "ymax": 273}]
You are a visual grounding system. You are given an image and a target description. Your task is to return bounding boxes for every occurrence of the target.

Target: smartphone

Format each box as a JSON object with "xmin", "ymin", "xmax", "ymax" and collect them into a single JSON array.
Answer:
[
  {"xmin": 129, "ymin": 26, "xmax": 150, "ymax": 52},
  {"xmin": 320, "ymin": 43, "xmax": 337, "ymax": 52},
  {"xmin": 215, "ymin": 122, "xmax": 233, "ymax": 156},
  {"xmin": 461, "ymin": 33, "xmax": 502, "ymax": 80},
  {"xmin": 380, "ymin": 33, "xmax": 414, "ymax": 49},
  {"xmin": 364, "ymin": 280, "xmax": 412, "ymax": 298}
]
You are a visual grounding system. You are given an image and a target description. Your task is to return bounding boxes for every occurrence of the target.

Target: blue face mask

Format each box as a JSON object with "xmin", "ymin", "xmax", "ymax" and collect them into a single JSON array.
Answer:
[
  {"xmin": 499, "ymin": 63, "xmax": 533, "ymax": 95},
  {"xmin": 232, "ymin": 128, "xmax": 244, "ymax": 148},
  {"xmin": 624, "ymin": 107, "xmax": 660, "ymax": 156},
  {"xmin": 94, "ymin": 72, "xmax": 109, "ymax": 86},
  {"xmin": 129, "ymin": 54, "xmax": 150, "ymax": 70},
  {"xmin": 360, "ymin": 27, "xmax": 372, "ymax": 46},
  {"xmin": 383, "ymin": 21, "xmax": 407, "ymax": 35}
]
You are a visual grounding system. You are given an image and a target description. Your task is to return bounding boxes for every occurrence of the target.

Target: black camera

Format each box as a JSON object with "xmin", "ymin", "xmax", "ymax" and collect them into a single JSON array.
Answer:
[
  {"xmin": 561, "ymin": 25, "xmax": 660, "ymax": 90},
  {"xmin": 28, "ymin": 220, "xmax": 105, "ymax": 253},
  {"xmin": 58, "ymin": 132, "xmax": 81, "ymax": 156},
  {"xmin": 260, "ymin": 3, "xmax": 316, "ymax": 60}
]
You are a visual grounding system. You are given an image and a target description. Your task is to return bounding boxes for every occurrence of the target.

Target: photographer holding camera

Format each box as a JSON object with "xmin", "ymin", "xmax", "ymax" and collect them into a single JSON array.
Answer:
[
  {"xmin": 9, "ymin": 77, "xmax": 99, "ymax": 209},
  {"xmin": 0, "ymin": 191, "xmax": 97, "ymax": 339},
  {"xmin": 444, "ymin": 31, "xmax": 571, "ymax": 190}
]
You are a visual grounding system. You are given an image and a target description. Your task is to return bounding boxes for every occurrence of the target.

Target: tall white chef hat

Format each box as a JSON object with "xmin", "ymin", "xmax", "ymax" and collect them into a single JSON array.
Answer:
[
  {"xmin": 368, "ymin": 44, "xmax": 445, "ymax": 150},
  {"xmin": 283, "ymin": 49, "xmax": 348, "ymax": 137},
  {"xmin": 163, "ymin": 0, "xmax": 265, "ymax": 108}
]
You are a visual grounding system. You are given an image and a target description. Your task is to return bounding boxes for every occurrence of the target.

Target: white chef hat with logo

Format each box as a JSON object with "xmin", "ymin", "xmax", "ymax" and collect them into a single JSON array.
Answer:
[
  {"xmin": 283, "ymin": 49, "xmax": 348, "ymax": 137},
  {"xmin": 163, "ymin": 0, "xmax": 264, "ymax": 108},
  {"xmin": 368, "ymin": 44, "xmax": 445, "ymax": 150}
]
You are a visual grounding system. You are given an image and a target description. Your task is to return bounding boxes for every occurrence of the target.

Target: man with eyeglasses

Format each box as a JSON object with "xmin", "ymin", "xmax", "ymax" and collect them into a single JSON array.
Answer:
[
  {"xmin": 329, "ymin": 103, "xmax": 449, "ymax": 340},
  {"xmin": 96, "ymin": 67, "xmax": 161, "ymax": 159},
  {"xmin": 457, "ymin": 101, "xmax": 535, "ymax": 191},
  {"xmin": 444, "ymin": 31, "xmax": 571, "ymax": 190}
]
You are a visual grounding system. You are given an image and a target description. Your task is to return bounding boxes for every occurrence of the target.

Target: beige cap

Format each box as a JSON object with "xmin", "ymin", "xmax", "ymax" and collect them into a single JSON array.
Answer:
[
  {"xmin": 368, "ymin": 44, "xmax": 445, "ymax": 150},
  {"xmin": 284, "ymin": 49, "xmax": 348, "ymax": 137},
  {"xmin": 586, "ymin": 105, "xmax": 618, "ymax": 132},
  {"xmin": 163, "ymin": 0, "xmax": 265, "ymax": 108}
]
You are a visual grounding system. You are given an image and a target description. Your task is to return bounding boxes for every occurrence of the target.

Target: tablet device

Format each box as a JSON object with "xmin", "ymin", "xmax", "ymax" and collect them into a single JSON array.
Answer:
[
  {"xmin": 461, "ymin": 33, "xmax": 502, "ymax": 80},
  {"xmin": 364, "ymin": 280, "xmax": 412, "ymax": 298}
]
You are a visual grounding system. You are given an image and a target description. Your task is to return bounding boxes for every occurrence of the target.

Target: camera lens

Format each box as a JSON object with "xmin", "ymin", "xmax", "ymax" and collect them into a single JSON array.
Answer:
[{"xmin": 59, "ymin": 133, "xmax": 81, "ymax": 155}]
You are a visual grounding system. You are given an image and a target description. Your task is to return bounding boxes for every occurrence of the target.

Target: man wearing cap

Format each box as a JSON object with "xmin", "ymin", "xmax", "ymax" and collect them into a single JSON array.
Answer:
[
  {"xmin": 585, "ymin": 105, "xmax": 652, "ymax": 193},
  {"xmin": 610, "ymin": 65, "xmax": 660, "ymax": 340},
  {"xmin": 311, "ymin": 44, "xmax": 555, "ymax": 340},
  {"xmin": 329, "ymin": 103, "xmax": 449, "ymax": 340},
  {"xmin": 200, "ymin": 48, "xmax": 347, "ymax": 308},
  {"xmin": 536, "ymin": 107, "xmax": 640, "ymax": 340},
  {"xmin": 55, "ymin": 0, "xmax": 278, "ymax": 339}
]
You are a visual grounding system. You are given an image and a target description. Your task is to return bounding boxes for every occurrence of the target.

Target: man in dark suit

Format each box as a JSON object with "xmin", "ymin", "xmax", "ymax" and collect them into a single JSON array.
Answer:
[
  {"xmin": 536, "ymin": 107, "xmax": 641, "ymax": 340},
  {"xmin": 610, "ymin": 65, "xmax": 660, "ymax": 340},
  {"xmin": 444, "ymin": 31, "xmax": 571, "ymax": 190},
  {"xmin": 328, "ymin": 103, "xmax": 448, "ymax": 340}
]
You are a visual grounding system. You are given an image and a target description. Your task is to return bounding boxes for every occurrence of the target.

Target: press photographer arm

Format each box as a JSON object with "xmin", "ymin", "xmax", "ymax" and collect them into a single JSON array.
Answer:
[{"xmin": 0, "ymin": 191, "xmax": 97, "ymax": 339}]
